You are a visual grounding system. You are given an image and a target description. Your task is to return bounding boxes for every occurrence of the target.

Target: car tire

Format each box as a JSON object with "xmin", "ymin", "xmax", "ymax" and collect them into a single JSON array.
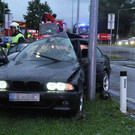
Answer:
[
  {"xmin": 71, "ymin": 84, "xmax": 84, "ymax": 115},
  {"xmin": 99, "ymin": 70, "xmax": 110, "ymax": 92}
]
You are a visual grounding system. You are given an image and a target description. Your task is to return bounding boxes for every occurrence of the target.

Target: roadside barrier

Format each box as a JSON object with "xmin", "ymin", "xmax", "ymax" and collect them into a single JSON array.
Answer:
[{"xmin": 120, "ymin": 71, "xmax": 127, "ymax": 113}]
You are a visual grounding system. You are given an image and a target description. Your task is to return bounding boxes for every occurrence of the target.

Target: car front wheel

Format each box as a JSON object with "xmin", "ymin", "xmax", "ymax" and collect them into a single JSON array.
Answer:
[{"xmin": 71, "ymin": 85, "xmax": 84, "ymax": 115}]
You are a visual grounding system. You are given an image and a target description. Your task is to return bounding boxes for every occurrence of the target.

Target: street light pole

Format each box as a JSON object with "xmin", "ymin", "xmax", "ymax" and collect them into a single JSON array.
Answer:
[
  {"xmin": 116, "ymin": 7, "xmax": 135, "ymax": 43},
  {"xmin": 3, "ymin": 0, "xmax": 5, "ymax": 37},
  {"xmin": 116, "ymin": 10, "xmax": 120, "ymax": 42},
  {"xmin": 87, "ymin": 0, "xmax": 99, "ymax": 100},
  {"xmin": 71, "ymin": 0, "xmax": 74, "ymax": 33},
  {"xmin": 76, "ymin": 0, "xmax": 80, "ymax": 35}
]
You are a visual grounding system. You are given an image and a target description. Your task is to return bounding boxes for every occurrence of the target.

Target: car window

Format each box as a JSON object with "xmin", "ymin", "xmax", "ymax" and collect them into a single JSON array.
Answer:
[
  {"xmin": 8, "ymin": 45, "xmax": 18, "ymax": 55},
  {"xmin": 97, "ymin": 48, "xmax": 102, "ymax": 58},
  {"xmin": 15, "ymin": 33, "xmax": 77, "ymax": 62}
]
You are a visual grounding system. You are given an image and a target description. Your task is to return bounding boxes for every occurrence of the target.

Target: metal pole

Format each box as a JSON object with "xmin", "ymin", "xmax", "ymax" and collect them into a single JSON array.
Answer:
[
  {"xmin": 76, "ymin": 0, "xmax": 80, "ymax": 35},
  {"xmin": 110, "ymin": 28, "xmax": 112, "ymax": 45},
  {"xmin": 87, "ymin": 0, "xmax": 99, "ymax": 100},
  {"xmin": 3, "ymin": 0, "xmax": 5, "ymax": 37},
  {"xmin": 116, "ymin": 10, "xmax": 119, "ymax": 43},
  {"xmin": 8, "ymin": 14, "xmax": 9, "ymax": 37},
  {"xmin": 71, "ymin": 0, "xmax": 74, "ymax": 33}
]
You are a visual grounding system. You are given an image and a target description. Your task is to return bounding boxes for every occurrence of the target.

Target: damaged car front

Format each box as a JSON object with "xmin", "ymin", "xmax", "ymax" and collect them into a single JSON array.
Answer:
[{"xmin": 0, "ymin": 32, "xmax": 85, "ymax": 115}]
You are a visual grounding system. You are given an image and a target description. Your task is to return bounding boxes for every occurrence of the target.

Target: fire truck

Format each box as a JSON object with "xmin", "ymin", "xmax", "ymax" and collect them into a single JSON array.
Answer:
[{"xmin": 38, "ymin": 14, "xmax": 67, "ymax": 39}]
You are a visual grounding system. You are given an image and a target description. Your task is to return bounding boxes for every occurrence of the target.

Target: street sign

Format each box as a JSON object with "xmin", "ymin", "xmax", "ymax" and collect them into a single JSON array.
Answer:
[
  {"xmin": 108, "ymin": 14, "xmax": 115, "ymax": 29},
  {"xmin": 5, "ymin": 14, "xmax": 12, "ymax": 29},
  {"xmin": 98, "ymin": 33, "xmax": 111, "ymax": 40}
]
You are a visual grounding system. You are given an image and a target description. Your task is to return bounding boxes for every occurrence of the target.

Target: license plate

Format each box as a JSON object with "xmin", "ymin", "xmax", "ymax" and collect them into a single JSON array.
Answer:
[{"xmin": 9, "ymin": 93, "xmax": 40, "ymax": 102}]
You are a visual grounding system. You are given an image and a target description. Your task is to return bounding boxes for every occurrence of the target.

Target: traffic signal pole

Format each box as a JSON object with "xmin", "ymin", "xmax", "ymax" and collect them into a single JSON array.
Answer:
[{"xmin": 87, "ymin": 0, "xmax": 99, "ymax": 100}]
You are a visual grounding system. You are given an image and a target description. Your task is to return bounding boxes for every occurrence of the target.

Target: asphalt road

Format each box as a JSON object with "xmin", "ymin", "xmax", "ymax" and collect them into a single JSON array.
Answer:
[
  {"xmin": 99, "ymin": 45, "xmax": 135, "ymax": 110},
  {"xmin": 99, "ymin": 45, "xmax": 135, "ymax": 60},
  {"xmin": 110, "ymin": 61, "xmax": 135, "ymax": 100}
]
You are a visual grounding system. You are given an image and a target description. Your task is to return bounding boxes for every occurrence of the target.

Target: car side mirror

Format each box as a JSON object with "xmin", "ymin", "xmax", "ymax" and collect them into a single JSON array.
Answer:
[{"xmin": 80, "ymin": 57, "xmax": 89, "ymax": 66}]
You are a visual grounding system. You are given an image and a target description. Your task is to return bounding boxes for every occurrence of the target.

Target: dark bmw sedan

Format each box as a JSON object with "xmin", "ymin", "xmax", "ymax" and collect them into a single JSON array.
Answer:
[
  {"xmin": 0, "ymin": 32, "xmax": 111, "ymax": 114},
  {"xmin": 0, "ymin": 32, "xmax": 85, "ymax": 114}
]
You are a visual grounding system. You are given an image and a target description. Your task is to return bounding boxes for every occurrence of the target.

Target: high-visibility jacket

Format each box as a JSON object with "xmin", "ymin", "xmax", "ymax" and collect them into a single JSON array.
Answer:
[{"xmin": 6, "ymin": 33, "xmax": 25, "ymax": 49}]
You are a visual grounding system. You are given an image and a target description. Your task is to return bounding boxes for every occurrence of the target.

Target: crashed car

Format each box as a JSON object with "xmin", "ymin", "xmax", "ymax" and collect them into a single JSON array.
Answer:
[
  {"xmin": 0, "ymin": 32, "xmax": 111, "ymax": 114},
  {"xmin": 0, "ymin": 32, "xmax": 85, "ymax": 114}
]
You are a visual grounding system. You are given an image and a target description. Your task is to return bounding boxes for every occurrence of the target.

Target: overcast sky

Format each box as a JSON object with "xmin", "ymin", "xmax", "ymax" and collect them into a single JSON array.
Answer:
[{"xmin": 5, "ymin": 0, "xmax": 90, "ymax": 28}]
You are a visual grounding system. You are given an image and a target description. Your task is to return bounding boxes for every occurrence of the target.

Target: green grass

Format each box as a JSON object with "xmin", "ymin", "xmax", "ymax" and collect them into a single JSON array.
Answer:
[
  {"xmin": 0, "ymin": 97, "xmax": 135, "ymax": 135},
  {"xmin": 109, "ymin": 55, "xmax": 123, "ymax": 60}
]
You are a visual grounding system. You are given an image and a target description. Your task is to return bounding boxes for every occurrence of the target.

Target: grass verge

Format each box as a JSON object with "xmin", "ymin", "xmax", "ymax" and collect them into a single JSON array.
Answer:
[
  {"xmin": 109, "ymin": 55, "xmax": 123, "ymax": 60},
  {"xmin": 0, "ymin": 96, "xmax": 134, "ymax": 135}
]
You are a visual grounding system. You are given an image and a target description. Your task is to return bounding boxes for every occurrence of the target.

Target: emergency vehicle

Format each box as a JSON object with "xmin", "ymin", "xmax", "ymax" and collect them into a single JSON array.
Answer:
[
  {"xmin": 73, "ymin": 23, "xmax": 89, "ymax": 38},
  {"xmin": 38, "ymin": 14, "xmax": 67, "ymax": 39}
]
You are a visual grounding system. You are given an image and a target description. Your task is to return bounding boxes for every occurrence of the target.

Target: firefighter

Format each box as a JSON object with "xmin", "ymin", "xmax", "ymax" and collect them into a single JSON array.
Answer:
[{"xmin": 0, "ymin": 22, "xmax": 25, "ymax": 50}]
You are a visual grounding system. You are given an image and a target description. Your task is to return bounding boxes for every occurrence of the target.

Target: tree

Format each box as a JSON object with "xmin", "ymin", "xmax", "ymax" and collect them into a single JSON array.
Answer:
[
  {"xmin": 98, "ymin": 0, "xmax": 135, "ymax": 39},
  {"xmin": 24, "ymin": 0, "xmax": 52, "ymax": 30},
  {"xmin": 0, "ymin": 0, "xmax": 10, "ymax": 26}
]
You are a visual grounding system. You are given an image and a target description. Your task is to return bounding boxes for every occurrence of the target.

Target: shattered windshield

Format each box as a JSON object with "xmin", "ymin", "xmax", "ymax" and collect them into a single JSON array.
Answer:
[
  {"xmin": 39, "ymin": 23, "xmax": 57, "ymax": 35},
  {"xmin": 15, "ymin": 32, "xmax": 77, "ymax": 62}
]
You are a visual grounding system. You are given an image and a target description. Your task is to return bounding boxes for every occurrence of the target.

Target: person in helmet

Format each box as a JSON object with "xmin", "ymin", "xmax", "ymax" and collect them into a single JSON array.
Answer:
[{"xmin": 0, "ymin": 22, "xmax": 25, "ymax": 50}]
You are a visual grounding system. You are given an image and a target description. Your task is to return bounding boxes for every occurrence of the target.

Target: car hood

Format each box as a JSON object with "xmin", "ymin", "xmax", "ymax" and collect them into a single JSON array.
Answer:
[{"xmin": 0, "ymin": 60, "xmax": 80, "ymax": 83}]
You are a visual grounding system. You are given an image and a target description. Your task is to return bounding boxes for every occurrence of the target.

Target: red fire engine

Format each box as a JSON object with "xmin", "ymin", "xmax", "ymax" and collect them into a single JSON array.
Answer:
[{"xmin": 38, "ymin": 14, "xmax": 67, "ymax": 39}]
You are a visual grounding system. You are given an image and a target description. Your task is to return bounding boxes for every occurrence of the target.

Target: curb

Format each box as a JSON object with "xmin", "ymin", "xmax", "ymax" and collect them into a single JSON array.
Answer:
[{"xmin": 109, "ymin": 90, "xmax": 135, "ymax": 111}]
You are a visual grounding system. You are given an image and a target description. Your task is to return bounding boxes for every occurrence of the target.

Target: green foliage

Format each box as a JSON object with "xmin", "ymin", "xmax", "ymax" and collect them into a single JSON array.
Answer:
[
  {"xmin": 0, "ymin": 0, "xmax": 10, "ymax": 26},
  {"xmin": 109, "ymin": 55, "xmax": 123, "ymax": 60},
  {"xmin": 98, "ymin": 0, "xmax": 135, "ymax": 38},
  {"xmin": 24, "ymin": 0, "xmax": 52, "ymax": 30}
]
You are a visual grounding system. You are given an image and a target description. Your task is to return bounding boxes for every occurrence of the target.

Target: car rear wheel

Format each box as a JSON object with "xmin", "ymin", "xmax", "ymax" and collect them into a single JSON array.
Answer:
[
  {"xmin": 79, "ymin": 90, "xmax": 83, "ymax": 112},
  {"xmin": 102, "ymin": 71, "xmax": 109, "ymax": 91}
]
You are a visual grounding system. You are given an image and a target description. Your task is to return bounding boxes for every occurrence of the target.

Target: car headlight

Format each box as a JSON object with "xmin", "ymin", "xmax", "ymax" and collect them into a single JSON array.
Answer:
[
  {"xmin": 46, "ymin": 82, "xmax": 74, "ymax": 91},
  {"xmin": 0, "ymin": 81, "xmax": 8, "ymax": 89},
  {"xmin": 130, "ymin": 40, "xmax": 134, "ymax": 44},
  {"xmin": 46, "ymin": 82, "xmax": 57, "ymax": 90},
  {"xmin": 118, "ymin": 41, "xmax": 122, "ymax": 45}
]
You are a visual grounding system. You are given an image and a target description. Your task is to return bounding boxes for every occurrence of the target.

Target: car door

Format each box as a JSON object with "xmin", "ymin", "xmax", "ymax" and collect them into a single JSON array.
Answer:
[
  {"xmin": 78, "ymin": 39, "xmax": 105, "ymax": 82},
  {"xmin": 96, "ymin": 48, "xmax": 105, "ymax": 82}
]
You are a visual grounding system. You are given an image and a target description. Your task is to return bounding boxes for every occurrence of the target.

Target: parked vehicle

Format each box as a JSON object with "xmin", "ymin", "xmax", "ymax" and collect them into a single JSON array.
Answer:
[{"xmin": 0, "ymin": 32, "xmax": 111, "ymax": 114}]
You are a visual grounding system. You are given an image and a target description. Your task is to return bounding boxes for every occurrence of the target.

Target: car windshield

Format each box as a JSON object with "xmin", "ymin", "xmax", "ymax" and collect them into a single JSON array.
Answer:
[
  {"xmin": 15, "ymin": 32, "xmax": 77, "ymax": 62},
  {"xmin": 39, "ymin": 23, "xmax": 57, "ymax": 35}
]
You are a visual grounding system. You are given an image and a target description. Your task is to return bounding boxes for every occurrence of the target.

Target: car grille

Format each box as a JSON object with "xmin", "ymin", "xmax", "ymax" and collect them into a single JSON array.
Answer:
[{"xmin": 11, "ymin": 81, "xmax": 43, "ymax": 91}]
